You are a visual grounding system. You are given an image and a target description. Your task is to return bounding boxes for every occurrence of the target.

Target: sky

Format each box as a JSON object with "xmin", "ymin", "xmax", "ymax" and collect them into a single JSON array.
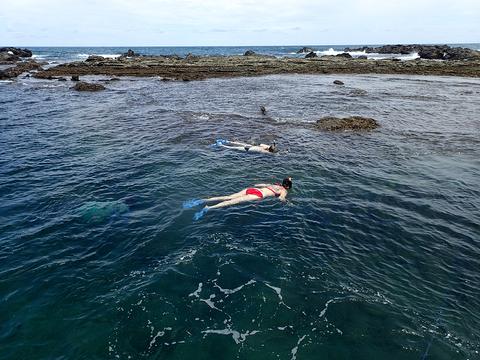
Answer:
[{"xmin": 1, "ymin": 0, "xmax": 479, "ymax": 46}]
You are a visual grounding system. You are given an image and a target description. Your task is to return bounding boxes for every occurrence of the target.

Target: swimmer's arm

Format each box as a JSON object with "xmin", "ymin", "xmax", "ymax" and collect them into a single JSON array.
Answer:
[
  {"xmin": 253, "ymin": 183, "xmax": 272, "ymax": 187},
  {"xmin": 279, "ymin": 192, "xmax": 288, "ymax": 202}
]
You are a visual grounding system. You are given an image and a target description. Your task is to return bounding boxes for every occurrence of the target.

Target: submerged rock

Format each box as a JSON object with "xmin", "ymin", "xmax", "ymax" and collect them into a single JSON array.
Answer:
[
  {"xmin": 71, "ymin": 75, "xmax": 80, "ymax": 81},
  {"xmin": 78, "ymin": 201, "xmax": 129, "ymax": 223},
  {"xmin": 72, "ymin": 81, "xmax": 106, "ymax": 92},
  {"xmin": 260, "ymin": 106, "xmax": 267, "ymax": 115},
  {"xmin": 333, "ymin": 80, "xmax": 344, "ymax": 85},
  {"xmin": 315, "ymin": 116, "xmax": 379, "ymax": 131},
  {"xmin": 305, "ymin": 51, "xmax": 318, "ymax": 58}
]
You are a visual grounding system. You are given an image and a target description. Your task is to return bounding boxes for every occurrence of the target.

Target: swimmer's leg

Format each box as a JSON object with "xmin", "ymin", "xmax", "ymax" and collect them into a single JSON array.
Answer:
[
  {"xmin": 219, "ymin": 145, "xmax": 247, "ymax": 152},
  {"xmin": 203, "ymin": 190, "xmax": 246, "ymax": 203},
  {"xmin": 228, "ymin": 141, "xmax": 250, "ymax": 147},
  {"xmin": 207, "ymin": 195, "xmax": 259, "ymax": 209}
]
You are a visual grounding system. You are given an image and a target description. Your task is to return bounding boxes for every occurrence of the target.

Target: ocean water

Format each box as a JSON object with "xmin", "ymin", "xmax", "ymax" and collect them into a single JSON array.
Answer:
[
  {"xmin": 27, "ymin": 43, "xmax": 480, "ymax": 64},
  {"xmin": 1, "ymin": 54, "xmax": 480, "ymax": 359}
]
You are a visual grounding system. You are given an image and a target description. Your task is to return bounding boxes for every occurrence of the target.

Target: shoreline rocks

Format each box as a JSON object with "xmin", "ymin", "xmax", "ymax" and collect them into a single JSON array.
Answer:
[
  {"xmin": 0, "ymin": 47, "xmax": 33, "ymax": 64},
  {"xmin": 297, "ymin": 47, "xmax": 315, "ymax": 54},
  {"xmin": 0, "ymin": 60, "xmax": 43, "ymax": 79},
  {"xmin": 315, "ymin": 116, "xmax": 379, "ymax": 131},
  {"xmin": 31, "ymin": 49, "xmax": 480, "ymax": 80},
  {"xmin": 344, "ymin": 44, "xmax": 480, "ymax": 61}
]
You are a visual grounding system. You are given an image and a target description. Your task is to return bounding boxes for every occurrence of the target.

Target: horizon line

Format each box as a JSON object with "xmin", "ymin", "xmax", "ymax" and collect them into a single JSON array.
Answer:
[{"xmin": 2, "ymin": 42, "xmax": 480, "ymax": 48}]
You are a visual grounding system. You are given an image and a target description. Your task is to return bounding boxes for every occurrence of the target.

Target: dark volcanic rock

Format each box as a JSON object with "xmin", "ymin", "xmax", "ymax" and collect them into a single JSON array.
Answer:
[
  {"xmin": 71, "ymin": 75, "xmax": 80, "ymax": 81},
  {"xmin": 124, "ymin": 49, "xmax": 136, "ymax": 57},
  {"xmin": 357, "ymin": 55, "xmax": 368, "ymax": 59},
  {"xmin": 345, "ymin": 44, "xmax": 480, "ymax": 61},
  {"xmin": 184, "ymin": 53, "xmax": 200, "ymax": 61},
  {"xmin": 0, "ymin": 52, "xmax": 20, "ymax": 63},
  {"xmin": 333, "ymin": 80, "xmax": 344, "ymax": 85},
  {"xmin": 85, "ymin": 55, "xmax": 105, "ymax": 62},
  {"xmin": 336, "ymin": 53, "xmax": 352, "ymax": 58},
  {"xmin": 58, "ymin": 77, "xmax": 67, "ymax": 81},
  {"xmin": 0, "ymin": 47, "xmax": 33, "ymax": 58},
  {"xmin": 418, "ymin": 47, "xmax": 445, "ymax": 60},
  {"xmin": 72, "ymin": 81, "xmax": 106, "ymax": 92},
  {"xmin": 444, "ymin": 47, "xmax": 480, "ymax": 60},
  {"xmin": 244, "ymin": 50, "xmax": 256, "ymax": 56},
  {"xmin": 297, "ymin": 47, "xmax": 315, "ymax": 54},
  {"xmin": 305, "ymin": 51, "xmax": 318, "ymax": 58},
  {"xmin": 315, "ymin": 116, "xmax": 379, "ymax": 131},
  {"xmin": 260, "ymin": 106, "xmax": 267, "ymax": 115}
]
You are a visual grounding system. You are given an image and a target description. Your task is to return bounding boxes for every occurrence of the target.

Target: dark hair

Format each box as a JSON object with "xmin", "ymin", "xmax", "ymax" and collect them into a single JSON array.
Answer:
[
  {"xmin": 268, "ymin": 141, "xmax": 277, "ymax": 153},
  {"xmin": 282, "ymin": 177, "xmax": 292, "ymax": 189}
]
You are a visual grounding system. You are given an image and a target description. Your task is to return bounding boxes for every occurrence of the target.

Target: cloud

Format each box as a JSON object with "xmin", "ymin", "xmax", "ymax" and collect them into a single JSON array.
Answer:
[{"xmin": 0, "ymin": 0, "xmax": 479, "ymax": 45}]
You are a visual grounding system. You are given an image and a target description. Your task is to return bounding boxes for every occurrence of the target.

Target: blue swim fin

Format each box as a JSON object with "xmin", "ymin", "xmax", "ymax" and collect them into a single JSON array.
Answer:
[
  {"xmin": 193, "ymin": 207, "xmax": 209, "ymax": 221},
  {"xmin": 183, "ymin": 199, "xmax": 205, "ymax": 209},
  {"xmin": 211, "ymin": 138, "xmax": 228, "ymax": 147}
]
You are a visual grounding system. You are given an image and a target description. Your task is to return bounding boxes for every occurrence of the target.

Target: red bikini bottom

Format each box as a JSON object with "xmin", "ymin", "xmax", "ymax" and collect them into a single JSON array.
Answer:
[{"xmin": 245, "ymin": 188, "xmax": 263, "ymax": 198}]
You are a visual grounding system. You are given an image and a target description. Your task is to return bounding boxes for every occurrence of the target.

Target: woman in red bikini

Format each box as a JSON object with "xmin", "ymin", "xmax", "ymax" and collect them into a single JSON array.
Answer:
[{"xmin": 184, "ymin": 177, "xmax": 293, "ymax": 220}]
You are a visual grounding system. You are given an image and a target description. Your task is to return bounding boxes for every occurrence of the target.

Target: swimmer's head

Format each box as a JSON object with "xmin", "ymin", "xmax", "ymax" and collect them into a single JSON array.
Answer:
[
  {"xmin": 268, "ymin": 141, "xmax": 277, "ymax": 153},
  {"xmin": 282, "ymin": 177, "xmax": 292, "ymax": 190}
]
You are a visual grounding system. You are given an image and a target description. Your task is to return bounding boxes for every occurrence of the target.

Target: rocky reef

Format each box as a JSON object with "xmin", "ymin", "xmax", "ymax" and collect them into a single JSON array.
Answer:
[
  {"xmin": 32, "ymin": 53, "xmax": 480, "ymax": 80},
  {"xmin": 344, "ymin": 44, "xmax": 480, "ymax": 61},
  {"xmin": 0, "ymin": 61, "xmax": 43, "ymax": 80},
  {"xmin": 315, "ymin": 116, "xmax": 380, "ymax": 131}
]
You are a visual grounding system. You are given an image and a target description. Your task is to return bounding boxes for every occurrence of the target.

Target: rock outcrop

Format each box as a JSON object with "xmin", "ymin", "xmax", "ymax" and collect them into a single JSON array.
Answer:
[
  {"xmin": 305, "ymin": 52, "xmax": 318, "ymax": 58},
  {"xmin": 85, "ymin": 55, "xmax": 105, "ymax": 62},
  {"xmin": 297, "ymin": 47, "xmax": 315, "ymax": 54},
  {"xmin": 0, "ymin": 47, "xmax": 33, "ymax": 64},
  {"xmin": 333, "ymin": 80, "xmax": 344, "ymax": 85},
  {"xmin": 72, "ymin": 82, "xmax": 106, "ymax": 91},
  {"xmin": 244, "ymin": 50, "xmax": 256, "ymax": 56},
  {"xmin": 0, "ymin": 61, "xmax": 43, "ymax": 79},
  {"xmin": 315, "ymin": 116, "xmax": 379, "ymax": 131},
  {"xmin": 336, "ymin": 53, "xmax": 352, "ymax": 59},
  {"xmin": 344, "ymin": 44, "xmax": 480, "ymax": 60},
  {"xmin": 124, "ymin": 49, "xmax": 137, "ymax": 57}
]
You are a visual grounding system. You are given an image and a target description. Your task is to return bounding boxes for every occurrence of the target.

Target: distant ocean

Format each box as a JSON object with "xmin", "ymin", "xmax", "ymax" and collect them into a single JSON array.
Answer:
[
  {"xmin": 1, "ymin": 44, "xmax": 480, "ymax": 359},
  {"xmin": 27, "ymin": 43, "xmax": 480, "ymax": 64}
]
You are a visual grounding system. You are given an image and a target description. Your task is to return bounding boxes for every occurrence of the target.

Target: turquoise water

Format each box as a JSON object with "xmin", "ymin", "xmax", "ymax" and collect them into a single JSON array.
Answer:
[{"xmin": 1, "ymin": 72, "xmax": 479, "ymax": 359}]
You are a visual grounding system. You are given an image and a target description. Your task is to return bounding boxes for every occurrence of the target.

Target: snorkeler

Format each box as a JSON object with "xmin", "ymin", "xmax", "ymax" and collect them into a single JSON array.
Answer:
[
  {"xmin": 213, "ymin": 139, "xmax": 277, "ymax": 154},
  {"xmin": 183, "ymin": 177, "xmax": 293, "ymax": 220}
]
